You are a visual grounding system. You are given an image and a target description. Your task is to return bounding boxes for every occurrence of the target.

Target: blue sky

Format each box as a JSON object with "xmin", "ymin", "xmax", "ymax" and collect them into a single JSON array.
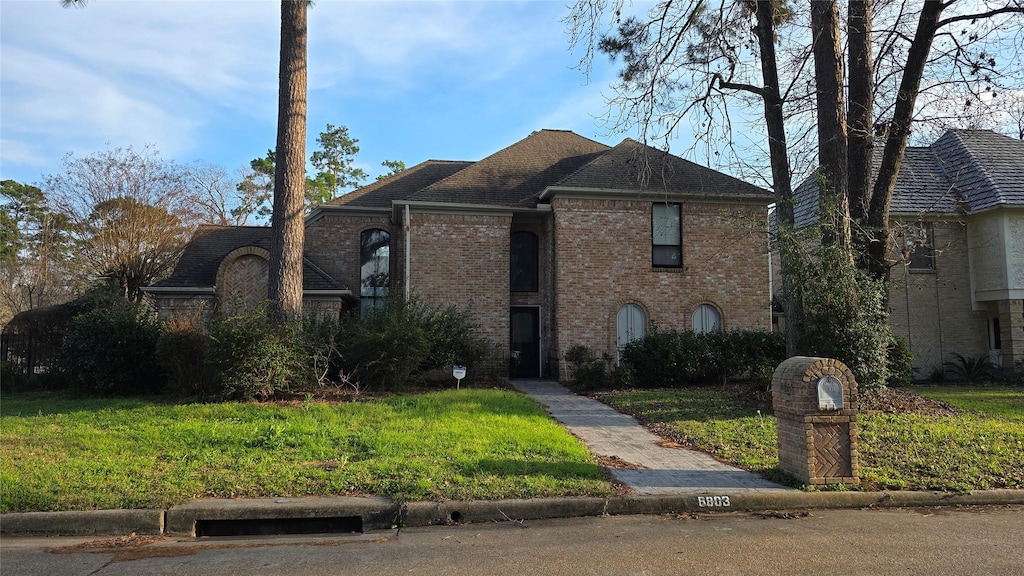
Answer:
[{"xmin": 1, "ymin": 0, "xmax": 661, "ymax": 188}]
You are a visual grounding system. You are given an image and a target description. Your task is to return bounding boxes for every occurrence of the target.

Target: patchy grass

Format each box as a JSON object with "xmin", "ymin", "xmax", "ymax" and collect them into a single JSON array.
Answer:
[
  {"xmin": 0, "ymin": 389, "xmax": 612, "ymax": 513},
  {"xmin": 597, "ymin": 386, "xmax": 1024, "ymax": 492}
]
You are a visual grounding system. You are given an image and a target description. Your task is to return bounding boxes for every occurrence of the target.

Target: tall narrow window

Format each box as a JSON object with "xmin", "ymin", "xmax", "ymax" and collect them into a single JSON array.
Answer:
[
  {"xmin": 510, "ymin": 231, "xmax": 539, "ymax": 292},
  {"xmin": 360, "ymin": 229, "xmax": 390, "ymax": 317},
  {"xmin": 652, "ymin": 203, "xmax": 682, "ymax": 267},
  {"xmin": 906, "ymin": 222, "xmax": 935, "ymax": 272},
  {"xmin": 692, "ymin": 304, "xmax": 721, "ymax": 333}
]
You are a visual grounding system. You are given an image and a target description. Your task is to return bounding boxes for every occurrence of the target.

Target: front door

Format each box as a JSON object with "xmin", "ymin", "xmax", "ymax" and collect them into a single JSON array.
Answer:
[{"xmin": 510, "ymin": 307, "xmax": 541, "ymax": 378}]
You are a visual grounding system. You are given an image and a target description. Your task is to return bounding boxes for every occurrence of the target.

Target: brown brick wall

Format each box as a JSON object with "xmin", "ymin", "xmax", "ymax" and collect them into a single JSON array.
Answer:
[
  {"xmin": 551, "ymin": 197, "xmax": 770, "ymax": 365},
  {"xmin": 407, "ymin": 212, "xmax": 512, "ymax": 344},
  {"xmin": 305, "ymin": 213, "xmax": 394, "ymax": 292}
]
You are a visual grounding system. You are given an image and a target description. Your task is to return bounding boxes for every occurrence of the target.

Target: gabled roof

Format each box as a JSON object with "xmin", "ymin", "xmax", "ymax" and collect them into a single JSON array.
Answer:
[
  {"xmin": 792, "ymin": 129, "xmax": 1024, "ymax": 227},
  {"xmin": 406, "ymin": 129, "xmax": 610, "ymax": 207},
  {"xmin": 151, "ymin": 225, "xmax": 345, "ymax": 291},
  {"xmin": 552, "ymin": 138, "xmax": 771, "ymax": 198},
  {"xmin": 931, "ymin": 129, "xmax": 1024, "ymax": 212},
  {"xmin": 326, "ymin": 159, "xmax": 473, "ymax": 209}
]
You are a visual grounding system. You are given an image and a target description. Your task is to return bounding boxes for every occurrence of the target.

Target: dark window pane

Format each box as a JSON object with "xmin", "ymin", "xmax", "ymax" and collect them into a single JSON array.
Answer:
[
  {"xmin": 652, "ymin": 203, "xmax": 682, "ymax": 268},
  {"xmin": 510, "ymin": 231, "xmax": 539, "ymax": 292},
  {"xmin": 906, "ymin": 223, "xmax": 934, "ymax": 271}
]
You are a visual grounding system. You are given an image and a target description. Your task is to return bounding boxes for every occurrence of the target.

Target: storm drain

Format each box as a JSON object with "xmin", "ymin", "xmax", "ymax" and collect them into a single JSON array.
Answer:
[{"xmin": 195, "ymin": 516, "xmax": 363, "ymax": 537}]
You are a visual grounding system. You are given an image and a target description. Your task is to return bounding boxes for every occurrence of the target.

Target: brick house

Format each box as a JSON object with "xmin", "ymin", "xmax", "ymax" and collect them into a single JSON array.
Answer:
[
  {"xmin": 148, "ymin": 129, "xmax": 773, "ymax": 378},
  {"xmin": 786, "ymin": 129, "xmax": 1024, "ymax": 377}
]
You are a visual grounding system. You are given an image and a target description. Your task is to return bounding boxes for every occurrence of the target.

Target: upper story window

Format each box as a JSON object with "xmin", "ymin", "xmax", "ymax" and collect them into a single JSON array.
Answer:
[
  {"xmin": 360, "ymin": 229, "xmax": 390, "ymax": 317},
  {"xmin": 692, "ymin": 303, "xmax": 721, "ymax": 333},
  {"xmin": 510, "ymin": 231, "xmax": 539, "ymax": 292},
  {"xmin": 652, "ymin": 203, "xmax": 682, "ymax": 268},
  {"xmin": 906, "ymin": 223, "xmax": 935, "ymax": 272}
]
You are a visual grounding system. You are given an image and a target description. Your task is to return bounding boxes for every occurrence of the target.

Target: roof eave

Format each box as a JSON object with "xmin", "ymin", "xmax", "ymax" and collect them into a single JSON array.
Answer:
[
  {"xmin": 539, "ymin": 186, "xmax": 772, "ymax": 204},
  {"xmin": 391, "ymin": 200, "xmax": 551, "ymax": 222}
]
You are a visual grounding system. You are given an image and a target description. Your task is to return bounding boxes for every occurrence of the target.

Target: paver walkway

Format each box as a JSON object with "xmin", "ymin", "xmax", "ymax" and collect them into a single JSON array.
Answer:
[{"xmin": 511, "ymin": 380, "xmax": 792, "ymax": 495}]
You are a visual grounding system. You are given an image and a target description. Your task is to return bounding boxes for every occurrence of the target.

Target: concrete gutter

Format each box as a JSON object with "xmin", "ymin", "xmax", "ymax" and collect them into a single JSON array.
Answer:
[{"xmin": 3, "ymin": 490, "xmax": 1022, "ymax": 538}]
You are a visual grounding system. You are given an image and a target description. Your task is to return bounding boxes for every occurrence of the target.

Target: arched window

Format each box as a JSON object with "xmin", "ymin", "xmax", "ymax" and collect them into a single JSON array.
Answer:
[
  {"xmin": 616, "ymin": 303, "xmax": 647, "ymax": 361},
  {"xmin": 510, "ymin": 231, "xmax": 539, "ymax": 292},
  {"xmin": 692, "ymin": 304, "xmax": 721, "ymax": 333},
  {"xmin": 360, "ymin": 229, "xmax": 390, "ymax": 317}
]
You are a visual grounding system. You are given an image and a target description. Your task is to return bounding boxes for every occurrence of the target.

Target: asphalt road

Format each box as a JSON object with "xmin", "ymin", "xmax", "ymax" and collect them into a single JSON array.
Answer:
[{"xmin": 2, "ymin": 506, "xmax": 1022, "ymax": 575}]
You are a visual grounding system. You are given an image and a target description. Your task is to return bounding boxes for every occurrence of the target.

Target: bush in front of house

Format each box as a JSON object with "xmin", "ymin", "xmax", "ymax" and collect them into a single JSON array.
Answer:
[
  {"xmin": 156, "ymin": 313, "xmax": 217, "ymax": 398},
  {"xmin": 59, "ymin": 299, "xmax": 163, "ymax": 396},
  {"xmin": 620, "ymin": 328, "xmax": 786, "ymax": 389},
  {"xmin": 205, "ymin": 304, "xmax": 314, "ymax": 400},
  {"xmin": 564, "ymin": 344, "xmax": 608, "ymax": 390},
  {"xmin": 337, "ymin": 297, "xmax": 491, "ymax": 389}
]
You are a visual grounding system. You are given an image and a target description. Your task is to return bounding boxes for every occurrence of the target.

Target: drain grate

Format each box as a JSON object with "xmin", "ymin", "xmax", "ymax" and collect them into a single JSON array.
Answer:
[{"xmin": 195, "ymin": 516, "xmax": 363, "ymax": 537}]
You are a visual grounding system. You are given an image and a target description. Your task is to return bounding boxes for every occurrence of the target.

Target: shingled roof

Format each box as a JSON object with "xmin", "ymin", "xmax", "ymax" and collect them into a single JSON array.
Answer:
[
  {"xmin": 553, "ymin": 138, "xmax": 771, "ymax": 198},
  {"xmin": 325, "ymin": 159, "xmax": 474, "ymax": 209},
  {"xmin": 792, "ymin": 129, "xmax": 1024, "ymax": 227},
  {"xmin": 406, "ymin": 129, "xmax": 611, "ymax": 207},
  {"xmin": 151, "ymin": 225, "xmax": 345, "ymax": 291}
]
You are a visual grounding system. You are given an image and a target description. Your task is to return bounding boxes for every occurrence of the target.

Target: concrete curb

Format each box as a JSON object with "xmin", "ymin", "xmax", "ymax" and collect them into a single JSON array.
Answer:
[
  {"xmin": 0, "ymin": 509, "xmax": 164, "ymax": 537},
  {"xmin": 3, "ymin": 490, "xmax": 1022, "ymax": 537}
]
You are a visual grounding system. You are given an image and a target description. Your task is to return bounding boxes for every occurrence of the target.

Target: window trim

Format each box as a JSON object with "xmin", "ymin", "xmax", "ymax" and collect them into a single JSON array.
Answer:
[{"xmin": 652, "ymin": 202, "xmax": 682, "ymax": 268}]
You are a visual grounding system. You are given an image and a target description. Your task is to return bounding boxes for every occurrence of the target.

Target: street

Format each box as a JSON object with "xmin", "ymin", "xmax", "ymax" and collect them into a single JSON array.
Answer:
[{"xmin": 2, "ymin": 506, "xmax": 1021, "ymax": 575}]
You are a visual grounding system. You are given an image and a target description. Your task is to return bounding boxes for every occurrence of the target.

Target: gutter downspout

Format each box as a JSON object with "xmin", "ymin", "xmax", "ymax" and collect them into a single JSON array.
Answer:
[{"xmin": 404, "ymin": 204, "xmax": 411, "ymax": 299}]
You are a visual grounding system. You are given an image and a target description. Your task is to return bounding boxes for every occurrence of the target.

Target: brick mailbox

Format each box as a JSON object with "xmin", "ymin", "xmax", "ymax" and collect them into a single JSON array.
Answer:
[{"xmin": 772, "ymin": 356, "xmax": 860, "ymax": 486}]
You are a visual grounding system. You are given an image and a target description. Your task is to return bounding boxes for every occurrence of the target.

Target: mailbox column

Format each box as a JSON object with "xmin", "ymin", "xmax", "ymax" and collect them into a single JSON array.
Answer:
[{"xmin": 771, "ymin": 356, "xmax": 860, "ymax": 486}]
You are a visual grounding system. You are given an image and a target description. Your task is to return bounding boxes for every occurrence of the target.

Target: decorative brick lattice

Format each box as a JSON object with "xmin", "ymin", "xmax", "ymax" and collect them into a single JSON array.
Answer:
[
  {"xmin": 813, "ymin": 423, "xmax": 853, "ymax": 479},
  {"xmin": 217, "ymin": 248, "xmax": 270, "ymax": 313}
]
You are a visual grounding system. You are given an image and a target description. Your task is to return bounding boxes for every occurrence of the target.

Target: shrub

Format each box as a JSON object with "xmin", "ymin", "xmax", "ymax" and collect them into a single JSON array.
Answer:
[
  {"xmin": 620, "ymin": 329, "xmax": 786, "ymax": 389},
  {"xmin": 943, "ymin": 353, "xmax": 995, "ymax": 384},
  {"xmin": 796, "ymin": 243, "xmax": 891, "ymax": 392},
  {"xmin": 564, "ymin": 344, "xmax": 607, "ymax": 389},
  {"xmin": 156, "ymin": 314, "xmax": 216, "ymax": 398},
  {"xmin": 338, "ymin": 297, "xmax": 491, "ymax": 390},
  {"xmin": 206, "ymin": 305, "xmax": 313, "ymax": 400},
  {"xmin": 886, "ymin": 335, "xmax": 914, "ymax": 388},
  {"xmin": 60, "ymin": 300, "xmax": 163, "ymax": 396}
]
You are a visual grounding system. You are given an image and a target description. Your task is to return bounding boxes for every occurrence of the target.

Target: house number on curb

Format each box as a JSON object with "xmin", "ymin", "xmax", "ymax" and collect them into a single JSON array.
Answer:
[{"xmin": 695, "ymin": 496, "xmax": 731, "ymax": 508}]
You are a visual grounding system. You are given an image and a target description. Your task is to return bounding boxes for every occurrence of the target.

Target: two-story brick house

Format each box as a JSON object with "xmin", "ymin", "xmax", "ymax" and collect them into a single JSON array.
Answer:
[
  {"xmin": 785, "ymin": 129, "xmax": 1024, "ymax": 377},
  {"xmin": 148, "ymin": 129, "xmax": 773, "ymax": 378}
]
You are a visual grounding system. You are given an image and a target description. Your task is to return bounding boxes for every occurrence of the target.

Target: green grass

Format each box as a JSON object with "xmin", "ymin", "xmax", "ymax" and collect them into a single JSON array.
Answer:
[
  {"xmin": 910, "ymin": 385, "xmax": 1024, "ymax": 422},
  {"xmin": 597, "ymin": 387, "xmax": 1024, "ymax": 492},
  {"xmin": 0, "ymin": 389, "xmax": 612, "ymax": 513}
]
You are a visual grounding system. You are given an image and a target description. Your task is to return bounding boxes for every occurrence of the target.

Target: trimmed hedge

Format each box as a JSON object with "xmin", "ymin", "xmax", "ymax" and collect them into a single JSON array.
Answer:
[{"xmin": 619, "ymin": 328, "xmax": 786, "ymax": 388}]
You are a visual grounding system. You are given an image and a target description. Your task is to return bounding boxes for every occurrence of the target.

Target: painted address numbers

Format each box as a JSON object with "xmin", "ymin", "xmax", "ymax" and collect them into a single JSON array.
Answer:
[{"xmin": 695, "ymin": 495, "xmax": 731, "ymax": 508}]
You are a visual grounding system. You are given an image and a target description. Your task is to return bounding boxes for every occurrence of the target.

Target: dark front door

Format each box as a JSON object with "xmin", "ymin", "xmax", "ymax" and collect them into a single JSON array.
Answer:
[{"xmin": 510, "ymin": 307, "xmax": 541, "ymax": 378}]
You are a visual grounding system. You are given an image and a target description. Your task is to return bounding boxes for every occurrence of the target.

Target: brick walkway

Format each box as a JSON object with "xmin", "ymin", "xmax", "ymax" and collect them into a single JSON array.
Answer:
[{"xmin": 511, "ymin": 380, "xmax": 793, "ymax": 495}]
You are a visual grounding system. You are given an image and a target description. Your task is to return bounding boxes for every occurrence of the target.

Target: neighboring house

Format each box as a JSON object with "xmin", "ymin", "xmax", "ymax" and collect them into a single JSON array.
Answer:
[
  {"xmin": 147, "ymin": 129, "xmax": 773, "ymax": 379},
  {"xmin": 787, "ymin": 129, "xmax": 1024, "ymax": 377}
]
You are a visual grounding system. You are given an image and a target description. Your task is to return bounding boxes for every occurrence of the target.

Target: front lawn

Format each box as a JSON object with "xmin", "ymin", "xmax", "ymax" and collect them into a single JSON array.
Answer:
[
  {"xmin": 0, "ymin": 389, "xmax": 612, "ymax": 513},
  {"xmin": 596, "ymin": 386, "xmax": 1024, "ymax": 492}
]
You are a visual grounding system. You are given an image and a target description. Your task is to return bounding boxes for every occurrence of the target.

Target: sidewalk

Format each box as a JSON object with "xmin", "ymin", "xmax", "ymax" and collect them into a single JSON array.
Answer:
[{"xmin": 510, "ymin": 380, "xmax": 791, "ymax": 495}]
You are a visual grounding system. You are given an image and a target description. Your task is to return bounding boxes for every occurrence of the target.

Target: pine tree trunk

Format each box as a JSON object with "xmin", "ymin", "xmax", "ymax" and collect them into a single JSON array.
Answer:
[{"xmin": 268, "ymin": 0, "xmax": 307, "ymax": 320}]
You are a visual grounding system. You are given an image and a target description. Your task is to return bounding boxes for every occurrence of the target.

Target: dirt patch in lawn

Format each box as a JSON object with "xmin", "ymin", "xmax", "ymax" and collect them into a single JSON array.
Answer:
[{"xmin": 861, "ymin": 387, "xmax": 962, "ymax": 417}]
